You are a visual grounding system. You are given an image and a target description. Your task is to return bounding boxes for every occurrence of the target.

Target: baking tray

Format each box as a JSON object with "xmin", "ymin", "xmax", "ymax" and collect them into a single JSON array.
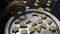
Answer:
[{"xmin": 5, "ymin": 9, "xmax": 60, "ymax": 34}]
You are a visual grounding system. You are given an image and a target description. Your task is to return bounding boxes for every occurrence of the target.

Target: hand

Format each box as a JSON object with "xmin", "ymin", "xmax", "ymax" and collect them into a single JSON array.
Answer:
[{"xmin": 8, "ymin": 0, "xmax": 25, "ymax": 9}]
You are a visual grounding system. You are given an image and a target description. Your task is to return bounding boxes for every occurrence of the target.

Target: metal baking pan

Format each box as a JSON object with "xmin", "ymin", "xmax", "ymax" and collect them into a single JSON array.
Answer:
[{"xmin": 5, "ymin": 9, "xmax": 60, "ymax": 34}]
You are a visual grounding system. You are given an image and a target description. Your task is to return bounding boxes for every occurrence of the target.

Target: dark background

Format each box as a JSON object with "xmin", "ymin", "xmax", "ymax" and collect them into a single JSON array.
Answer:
[{"xmin": 0, "ymin": 0, "xmax": 60, "ymax": 34}]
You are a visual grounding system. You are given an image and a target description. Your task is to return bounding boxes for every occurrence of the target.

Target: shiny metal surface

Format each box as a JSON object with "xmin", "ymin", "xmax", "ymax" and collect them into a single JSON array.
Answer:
[{"xmin": 5, "ymin": 9, "xmax": 60, "ymax": 34}]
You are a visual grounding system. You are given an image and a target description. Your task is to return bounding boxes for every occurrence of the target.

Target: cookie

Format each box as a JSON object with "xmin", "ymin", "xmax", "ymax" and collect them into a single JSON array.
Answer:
[
  {"xmin": 26, "ymin": 18, "xmax": 31, "ymax": 24},
  {"xmin": 47, "ymin": 19, "xmax": 53, "ymax": 25},
  {"xmin": 35, "ymin": 0, "xmax": 40, "ymax": 3},
  {"xmin": 45, "ymin": 8, "xmax": 51, "ymax": 11},
  {"xmin": 47, "ymin": 0, "xmax": 51, "ymax": 3},
  {"xmin": 34, "ymin": 3, "xmax": 38, "ymax": 7},
  {"xmin": 42, "ymin": 29, "xmax": 51, "ymax": 34},
  {"xmin": 20, "ymin": 22, "xmax": 27, "ymax": 28},
  {"xmin": 38, "ymin": 18, "xmax": 42, "ymax": 24},
  {"xmin": 32, "ymin": 12, "xmax": 38, "ymax": 17},
  {"xmin": 12, "ymin": 26, "xmax": 19, "ymax": 33},
  {"xmin": 49, "ymin": 26, "xmax": 57, "ymax": 32},
  {"xmin": 41, "ymin": 14, "xmax": 47, "ymax": 19},
  {"xmin": 39, "ymin": 7, "xmax": 44, "ymax": 11},
  {"xmin": 32, "ymin": 21, "xmax": 37, "ymax": 27},
  {"xmin": 35, "ymin": 25, "xmax": 41, "ymax": 33},
  {"xmin": 14, "ymin": 18, "xmax": 21, "ymax": 24},
  {"xmin": 21, "ymin": 29, "xmax": 27, "ymax": 34},
  {"xmin": 29, "ymin": 27, "xmax": 35, "ymax": 34},
  {"xmin": 46, "ymin": 3, "xmax": 50, "ymax": 7},
  {"xmin": 41, "ymin": 23, "xmax": 46, "ymax": 29}
]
